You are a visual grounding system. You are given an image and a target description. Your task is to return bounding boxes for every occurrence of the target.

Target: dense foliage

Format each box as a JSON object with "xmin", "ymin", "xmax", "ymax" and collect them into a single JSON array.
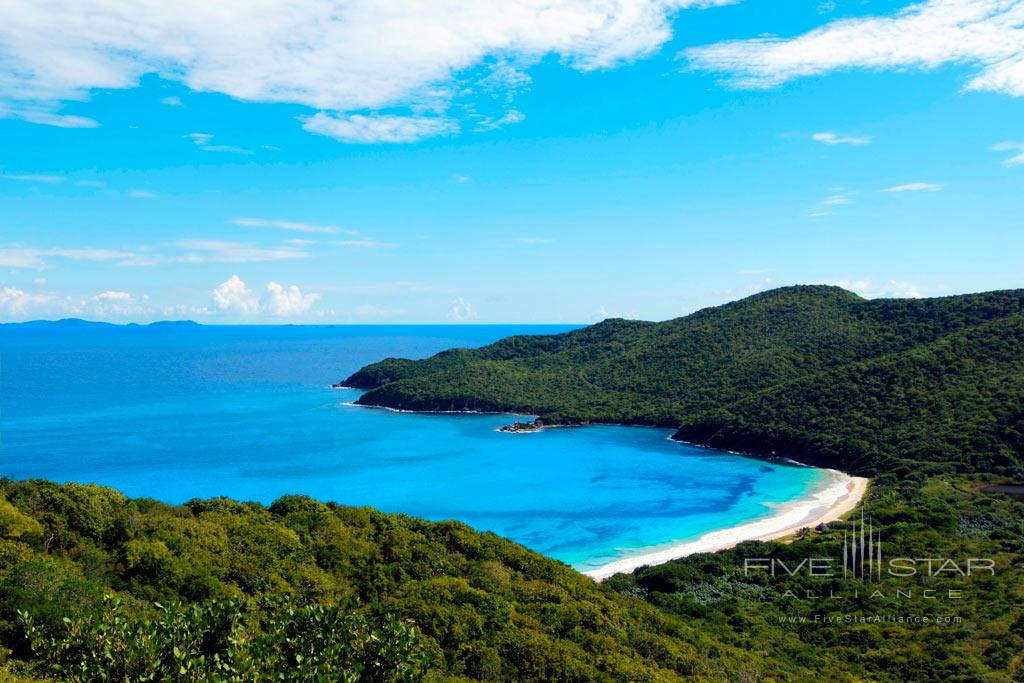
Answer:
[
  {"xmin": 345, "ymin": 286, "xmax": 1024, "ymax": 476},
  {"xmin": 0, "ymin": 479, "xmax": 768, "ymax": 681},
  {"xmin": 609, "ymin": 473, "xmax": 1024, "ymax": 682}
]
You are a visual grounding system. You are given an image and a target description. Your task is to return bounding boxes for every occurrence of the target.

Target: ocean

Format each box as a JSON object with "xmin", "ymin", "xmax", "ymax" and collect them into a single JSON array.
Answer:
[{"xmin": 0, "ymin": 323, "xmax": 828, "ymax": 572}]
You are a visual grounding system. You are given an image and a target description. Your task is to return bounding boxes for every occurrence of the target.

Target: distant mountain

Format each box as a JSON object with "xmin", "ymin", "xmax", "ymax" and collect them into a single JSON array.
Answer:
[
  {"xmin": 344, "ymin": 285, "xmax": 1024, "ymax": 476},
  {"xmin": 1, "ymin": 318, "xmax": 201, "ymax": 328}
]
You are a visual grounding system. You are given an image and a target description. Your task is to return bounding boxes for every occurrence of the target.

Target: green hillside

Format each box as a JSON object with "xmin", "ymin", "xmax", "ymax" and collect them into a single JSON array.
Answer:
[
  {"xmin": 0, "ymin": 479, "xmax": 767, "ymax": 682},
  {"xmin": 345, "ymin": 286, "xmax": 1024, "ymax": 476}
]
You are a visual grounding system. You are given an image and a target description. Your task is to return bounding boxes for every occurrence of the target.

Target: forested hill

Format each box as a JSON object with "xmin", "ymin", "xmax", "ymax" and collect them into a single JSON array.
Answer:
[{"xmin": 344, "ymin": 286, "xmax": 1024, "ymax": 477}]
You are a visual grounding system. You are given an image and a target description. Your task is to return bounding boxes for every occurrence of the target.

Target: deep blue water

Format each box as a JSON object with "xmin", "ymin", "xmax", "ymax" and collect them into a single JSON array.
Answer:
[{"xmin": 0, "ymin": 324, "xmax": 827, "ymax": 571}]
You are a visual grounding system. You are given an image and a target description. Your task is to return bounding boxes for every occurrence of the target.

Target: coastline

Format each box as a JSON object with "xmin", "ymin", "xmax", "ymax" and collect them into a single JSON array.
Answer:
[
  {"xmin": 337, "ymin": 388, "xmax": 871, "ymax": 583},
  {"xmin": 583, "ymin": 470, "xmax": 869, "ymax": 581}
]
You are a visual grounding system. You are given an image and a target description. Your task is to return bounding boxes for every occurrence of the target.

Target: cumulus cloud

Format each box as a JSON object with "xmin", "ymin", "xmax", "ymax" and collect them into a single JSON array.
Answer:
[
  {"xmin": 884, "ymin": 182, "xmax": 943, "ymax": 191},
  {"xmin": 812, "ymin": 131, "xmax": 872, "ymax": 145},
  {"xmin": 87, "ymin": 289, "xmax": 151, "ymax": 316},
  {"xmin": 0, "ymin": 1, "xmax": 728, "ymax": 139},
  {"xmin": 684, "ymin": 0, "xmax": 1024, "ymax": 96},
  {"xmin": 446, "ymin": 297, "xmax": 478, "ymax": 321},
  {"xmin": 264, "ymin": 282, "xmax": 320, "ymax": 316},
  {"xmin": 0, "ymin": 286, "xmax": 53, "ymax": 316},
  {"xmin": 991, "ymin": 140, "xmax": 1024, "ymax": 166},
  {"xmin": 212, "ymin": 275, "xmax": 259, "ymax": 314},
  {"xmin": 212, "ymin": 275, "xmax": 320, "ymax": 317}
]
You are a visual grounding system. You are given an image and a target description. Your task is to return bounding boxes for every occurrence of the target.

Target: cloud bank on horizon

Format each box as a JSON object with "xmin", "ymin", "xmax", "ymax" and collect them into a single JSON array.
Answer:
[{"xmin": 2, "ymin": 0, "xmax": 1022, "ymax": 142}]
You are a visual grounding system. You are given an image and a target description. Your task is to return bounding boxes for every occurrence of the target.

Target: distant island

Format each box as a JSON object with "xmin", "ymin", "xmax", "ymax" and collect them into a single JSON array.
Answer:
[{"xmin": 0, "ymin": 318, "xmax": 202, "ymax": 328}]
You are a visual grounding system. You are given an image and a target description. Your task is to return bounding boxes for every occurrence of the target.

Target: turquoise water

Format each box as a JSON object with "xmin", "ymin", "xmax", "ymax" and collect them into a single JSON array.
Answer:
[{"xmin": 0, "ymin": 324, "xmax": 827, "ymax": 571}]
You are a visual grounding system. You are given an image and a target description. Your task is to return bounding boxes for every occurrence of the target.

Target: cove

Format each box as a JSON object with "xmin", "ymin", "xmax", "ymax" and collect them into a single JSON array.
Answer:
[{"xmin": 0, "ymin": 323, "xmax": 832, "ymax": 573}]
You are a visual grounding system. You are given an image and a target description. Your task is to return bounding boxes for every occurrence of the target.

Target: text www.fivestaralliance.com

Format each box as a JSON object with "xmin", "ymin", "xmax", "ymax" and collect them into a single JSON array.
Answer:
[{"xmin": 778, "ymin": 614, "xmax": 963, "ymax": 625}]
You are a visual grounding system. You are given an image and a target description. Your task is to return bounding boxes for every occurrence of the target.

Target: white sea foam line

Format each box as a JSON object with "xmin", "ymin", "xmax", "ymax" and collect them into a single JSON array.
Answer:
[{"xmin": 582, "ymin": 469, "xmax": 855, "ymax": 581}]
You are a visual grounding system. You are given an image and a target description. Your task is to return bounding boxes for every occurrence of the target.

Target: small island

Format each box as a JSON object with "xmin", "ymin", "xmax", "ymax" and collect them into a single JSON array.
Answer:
[{"xmin": 498, "ymin": 419, "xmax": 545, "ymax": 433}]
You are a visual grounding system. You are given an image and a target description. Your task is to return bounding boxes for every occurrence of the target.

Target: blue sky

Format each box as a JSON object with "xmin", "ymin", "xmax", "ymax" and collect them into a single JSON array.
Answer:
[{"xmin": 1, "ymin": 0, "xmax": 1022, "ymax": 323}]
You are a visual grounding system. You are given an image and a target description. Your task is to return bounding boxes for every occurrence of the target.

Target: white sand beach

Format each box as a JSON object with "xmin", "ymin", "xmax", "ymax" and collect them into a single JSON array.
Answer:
[{"xmin": 584, "ymin": 470, "xmax": 869, "ymax": 581}]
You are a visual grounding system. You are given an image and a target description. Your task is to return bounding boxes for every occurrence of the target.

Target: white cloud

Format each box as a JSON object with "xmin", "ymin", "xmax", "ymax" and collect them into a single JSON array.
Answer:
[
  {"xmin": 1, "ymin": 173, "xmax": 64, "ymax": 184},
  {"xmin": 301, "ymin": 113, "xmax": 456, "ymax": 143},
  {"xmin": 991, "ymin": 140, "xmax": 1024, "ymax": 166},
  {"xmin": 0, "ymin": 1, "xmax": 728, "ymax": 139},
  {"xmin": 185, "ymin": 132, "xmax": 251, "ymax": 154},
  {"xmin": 129, "ymin": 189, "xmax": 156, "ymax": 199},
  {"xmin": 212, "ymin": 275, "xmax": 260, "ymax": 314},
  {"xmin": 834, "ymin": 278, "xmax": 924, "ymax": 298},
  {"xmin": 1, "ymin": 240, "xmax": 311, "ymax": 269},
  {"xmin": 211, "ymin": 275, "xmax": 320, "ymax": 317},
  {"xmin": 93, "ymin": 290, "xmax": 131, "ymax": 301},
  {"xmin": 685, "ymin": 0, "xmax": 1024, "ymax": 96},
  {"xmin": 812, "ymin": 131, "xmax": 872, "ymax": 145},
  {"xmin": 263, "ymin": 281, "xmax": 320, "ymax": 316},
  {"xmin": 884, "ymin": 182, "xmax": 943, "ymax": 191},
  {"xmin": 161, "ymin": 96, "xmax": 183, "ymax": 106},
  {"xmin": 472, "ymin": 109, "xmax": 527, "ymax": 132},
  {"xmin": 452, "ymin": 173, "xmax": 471, "ymax": 184},
  {"xmin": 0, "ymin": 286, "xmax": 53, "ymax": 316},
  {"xmin": 446, "ymin": 296, "xmax": 478, "ymax": 321},
  {"xmin": 87, "ymin": 289, "xmax": 150, "ymax": 316},
  {"xmin": 232, "ymin": 217, "xmax": 351, "ymax": 234},
  {"xmin": 1, "ymin": 109, "xmax": 100, "ymax": 128}
]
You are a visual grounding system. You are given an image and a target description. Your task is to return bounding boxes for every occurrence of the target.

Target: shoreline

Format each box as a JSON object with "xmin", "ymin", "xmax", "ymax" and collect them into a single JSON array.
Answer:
[
  {"xmin": 335, "ymin": 387, "xmax": 871, "ymax": 582},
  {"xmin": 582, "ymin": 471, "xmax": 869, "ymax": 581}
]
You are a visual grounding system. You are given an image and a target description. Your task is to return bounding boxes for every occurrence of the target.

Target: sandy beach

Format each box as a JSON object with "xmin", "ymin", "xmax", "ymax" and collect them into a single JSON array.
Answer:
[{"xmin": 584, "ymin": 470, "xmax": 869, "ymax": 581}]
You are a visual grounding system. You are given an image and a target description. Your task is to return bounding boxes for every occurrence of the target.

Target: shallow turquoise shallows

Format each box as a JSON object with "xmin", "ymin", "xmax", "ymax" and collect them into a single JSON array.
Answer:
[{"xmin": 0, "ymin": 324, "xmax": 828, "ymax": 572}]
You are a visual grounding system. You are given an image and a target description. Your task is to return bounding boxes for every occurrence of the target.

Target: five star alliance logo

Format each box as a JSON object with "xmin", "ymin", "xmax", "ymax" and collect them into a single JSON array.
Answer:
[
  {"xmin": 842, "ymin": 509, "xmax": 882, "ymax": 582},
  {"xmin": 742, "ymin": 505, "xmax": 996, "ymax": 601}
]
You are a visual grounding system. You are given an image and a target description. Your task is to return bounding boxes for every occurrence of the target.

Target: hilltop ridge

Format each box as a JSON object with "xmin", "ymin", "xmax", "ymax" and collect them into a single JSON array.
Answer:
[{"xmin": 344, "ymin": 286, "xmax": 1024, "ymax": 476}]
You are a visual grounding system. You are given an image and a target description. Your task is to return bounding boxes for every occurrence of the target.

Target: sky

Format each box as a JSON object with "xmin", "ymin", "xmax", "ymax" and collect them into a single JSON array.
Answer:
[{"xmin": 1, "ymin": 0, "xmax": 1022, "ymax": 323}]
